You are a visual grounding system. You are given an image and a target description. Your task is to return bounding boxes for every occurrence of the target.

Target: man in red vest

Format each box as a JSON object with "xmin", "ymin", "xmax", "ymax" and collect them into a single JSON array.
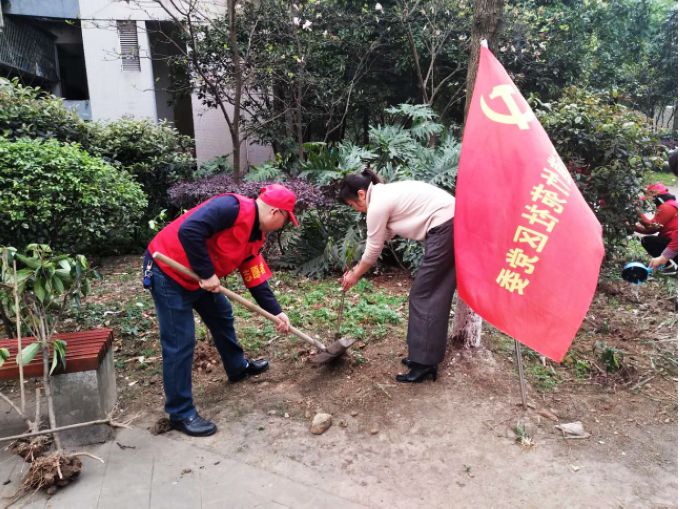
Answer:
[{"xmin": 144, "ymin": 184, "xmax": 298, "ymax": 436}]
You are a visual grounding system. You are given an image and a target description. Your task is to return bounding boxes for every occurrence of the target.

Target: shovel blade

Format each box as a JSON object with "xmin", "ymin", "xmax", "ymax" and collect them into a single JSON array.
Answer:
[
  {"xmin": 309, "ymin": 351, "xmax": 341, "ymax": 364},
  {"xmin": 309, "ymin": 337, "xmax": 359, "ymax": 364}
]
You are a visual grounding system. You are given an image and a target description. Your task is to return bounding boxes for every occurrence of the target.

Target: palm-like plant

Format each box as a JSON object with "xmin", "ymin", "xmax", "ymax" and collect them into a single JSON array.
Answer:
[{"xmin": 285, "ymin": 103, "xmax": 460, "ymax": 275}]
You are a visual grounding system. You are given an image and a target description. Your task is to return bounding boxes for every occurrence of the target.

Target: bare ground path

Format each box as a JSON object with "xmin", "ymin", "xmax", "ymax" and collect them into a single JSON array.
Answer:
[
  {"xmin": 2, "ymin": 349, "xmax": 676, "ymax": 508},
  {"xmin": 0, "ymin": 255, "xmax": 677, "ymax": 507}
]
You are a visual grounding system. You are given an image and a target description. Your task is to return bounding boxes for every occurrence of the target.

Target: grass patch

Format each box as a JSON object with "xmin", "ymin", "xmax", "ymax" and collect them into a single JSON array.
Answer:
[
  {"xmin": 643, "ymin": 169, "xmax": 678, "ymax": 189},
  {"xmin": 574, "ymin": 359, "xmax": 592, "ymax": 379},
  {"xmin": 529, "ymin": 363, "xmax": 560, "ymax": 391},
  {"xmin": 594, "ymin": 341, "xmax": 625, "ymax": 372},
  {"xmin": 209, "ymin": 270, "xmax": 407, "ymax": 355},
  {"xmin": 70, "ymin": 295, "xmax": 155, "ymax": 339}
]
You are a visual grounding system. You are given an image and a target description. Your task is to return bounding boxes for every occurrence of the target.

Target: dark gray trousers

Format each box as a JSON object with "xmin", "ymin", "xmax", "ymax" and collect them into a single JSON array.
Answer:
[{"xmin": 406, "ymin": 219, "xmax": 456, "ymax": 366}]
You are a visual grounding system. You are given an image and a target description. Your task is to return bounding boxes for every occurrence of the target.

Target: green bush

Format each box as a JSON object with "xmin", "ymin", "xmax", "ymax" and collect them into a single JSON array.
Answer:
[
  {"xmin": 88, "ymin": 118, "xmax": 194, "ymax": 217},
  {"xmin": 535, "ymin": 88, "xmax": 665, "ymax": 250},
  {"xmin": 0, "ymin": 137, "xmax": 147, "ymax": 253},
  {"xmin": 0, "ymin": 78, "xmax": 89, "ymax": 144},
  {"xmin": 0, "ymin": 78, "xmax": 195, "ymax": 224}
]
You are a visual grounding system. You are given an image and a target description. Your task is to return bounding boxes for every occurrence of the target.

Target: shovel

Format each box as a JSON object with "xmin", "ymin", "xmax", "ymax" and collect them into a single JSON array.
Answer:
[
  {"xmin": 152, "ymin": 252, "xmax": 356, "ymax": 363},
  {"xmin": 309, "ymin": 288, "xmax": 357, "ymax": 364}
]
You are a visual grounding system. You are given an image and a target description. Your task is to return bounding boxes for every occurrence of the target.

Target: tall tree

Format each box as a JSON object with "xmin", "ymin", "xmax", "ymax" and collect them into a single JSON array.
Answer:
[
  {"xmin": 396, "ymin": 0, "xmax": 471, "ymax": 118},
  {"xmin": 152, "ymin": 0, "xmax": 251, "ymax": 181},
  {"xmin": 241, "ymin": 0, "xmax": 384, "ymax": 159},
  {"xmin": 451, "ymin": 0, "xmax": 504, "ymax": 349}
]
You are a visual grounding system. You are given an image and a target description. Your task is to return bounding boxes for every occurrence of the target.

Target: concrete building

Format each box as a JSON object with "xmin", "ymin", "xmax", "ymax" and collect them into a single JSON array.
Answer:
[{"xmin": 0, "ymin": 0, "xmax": 272, "ymax": 167}]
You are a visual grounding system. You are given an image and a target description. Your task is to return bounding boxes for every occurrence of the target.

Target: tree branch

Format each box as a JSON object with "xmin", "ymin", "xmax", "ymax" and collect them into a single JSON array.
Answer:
[
  {"xmin": 0, "ymin": 416, "xmax": 135, "ymax": 444},
  {"xmin": 0, "ymin": 391, "xmax": 30, "ymax": 425}
]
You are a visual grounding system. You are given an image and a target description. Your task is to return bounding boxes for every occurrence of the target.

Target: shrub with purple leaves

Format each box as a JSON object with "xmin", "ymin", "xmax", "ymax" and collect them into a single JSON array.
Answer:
[{"xmin": 168, "ymin": 175, "xmax": 331, "ymax": 211}]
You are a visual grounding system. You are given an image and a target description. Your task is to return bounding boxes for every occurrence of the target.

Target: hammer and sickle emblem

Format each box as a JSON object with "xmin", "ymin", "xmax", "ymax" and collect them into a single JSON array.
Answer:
[{"xmin": 480, "ymin": 84, "xmax": 534, "ymax": 130}]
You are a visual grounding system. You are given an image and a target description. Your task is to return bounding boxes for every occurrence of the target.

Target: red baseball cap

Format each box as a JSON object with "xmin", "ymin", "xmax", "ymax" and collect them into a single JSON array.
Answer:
[
  {"xmin": 646, "ymin": 182, "xmax": 669, "ymax": 194},
  {"xmin": 259, "ymin": 184, "xmax": 299, "ymax": 226}
]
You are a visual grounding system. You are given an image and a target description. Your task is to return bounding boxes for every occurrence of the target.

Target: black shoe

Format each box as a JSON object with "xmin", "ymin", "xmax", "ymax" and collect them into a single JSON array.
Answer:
[
  {"xmin": 229, "ymin": 358, "xmax": 269, "ymax": 383},
  {"xmin": 170, "ymin": 414, "xmax": 217, "ymax": 437},
  {"xmin": 659, "ymin": 261, "xmax": 678, "ymax": 276},
  {"xmin": 401, "ymin": 357, "xmax": 415, "ymax": 367},
  {"xmin": 396, "ymin": 363, "xmax": 437, "ymax": 383}
]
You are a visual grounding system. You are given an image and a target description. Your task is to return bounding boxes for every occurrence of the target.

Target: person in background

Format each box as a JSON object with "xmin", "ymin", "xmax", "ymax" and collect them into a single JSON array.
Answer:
[
  {"xmin": 668, "ymin": 148, "xmax": 677, "ymax": 176},
  {"xmin": 338, "ymin": 169, "xmax": 456, "ymax": 383},
  {"xmin": 144, "ymin": 184, "xmax": 297, "ymax": 436},
  {"xmin": 635, "ymin": 182, "xmax": 677, "ymax": 274}
]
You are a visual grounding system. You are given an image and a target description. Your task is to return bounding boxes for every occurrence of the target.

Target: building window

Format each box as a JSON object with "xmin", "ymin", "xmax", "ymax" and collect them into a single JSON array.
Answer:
[{"xmin": 117, "ymin": 20, "xmax": 140, "ymax": 71}]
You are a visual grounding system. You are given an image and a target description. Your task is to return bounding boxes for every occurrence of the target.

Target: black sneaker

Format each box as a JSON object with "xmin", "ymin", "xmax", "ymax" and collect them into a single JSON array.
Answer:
[
  {"xmin": 229, "ymin": 358, "xmax": 269, "ymax": 383},
  {"xmin": 170, "ymin": 413, "xmax": 217, "ymax": 437},
  {"xmin": 659, "ymin": 261, "xmax": 678, "ymax": 276}
]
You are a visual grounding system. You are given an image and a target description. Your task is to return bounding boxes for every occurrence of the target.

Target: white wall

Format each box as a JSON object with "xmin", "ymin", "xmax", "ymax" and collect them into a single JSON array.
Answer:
[
  {"xmin": 78, "ymin": 0, "xmax": 273, "ymax": 168},
  {"xmin": 78, "ymin": 0, "xmax": 226, "ymax": 22},
  {"xmin": 191, "ymin": 96, "xmax": 273, "ymax": 168},
  {"xmin": 81, "ymin": 19, "xmax": 158, "ymax": 121}
]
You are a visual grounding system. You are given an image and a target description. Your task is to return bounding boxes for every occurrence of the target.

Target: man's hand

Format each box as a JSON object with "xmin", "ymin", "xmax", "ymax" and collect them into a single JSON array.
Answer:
[
  {"xmin": 275, "ymin": 312, "xmax": 291, "ymax": 333},
  {"xmin": 649, "ymin": 256, "xmax": 669, "ymax": 270},
  {"xmin": 199, "ymin": 274, "xmax": 221, "ymax": 293}
]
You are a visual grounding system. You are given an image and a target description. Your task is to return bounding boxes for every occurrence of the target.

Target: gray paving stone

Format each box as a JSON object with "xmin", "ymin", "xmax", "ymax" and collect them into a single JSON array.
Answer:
[
  {"xmin": 0, "ymin": 455, "xmax": 22, "ymax": 499},
  {"xmin": 0, "ymin": 426, "xmax": 369, "ymax": 509}
]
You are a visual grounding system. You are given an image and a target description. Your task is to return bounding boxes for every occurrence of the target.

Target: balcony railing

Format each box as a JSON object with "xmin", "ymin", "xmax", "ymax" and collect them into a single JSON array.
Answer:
[{"xmin": 0, "ymin": 16, "xmax": 58, "ymax": 82}]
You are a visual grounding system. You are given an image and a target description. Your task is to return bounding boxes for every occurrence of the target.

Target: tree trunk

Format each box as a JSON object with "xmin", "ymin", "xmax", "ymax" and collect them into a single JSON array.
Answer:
[
  {"xmin": 451, "ymin": 0, "xmax": 504, "ymax": 350},
  {"xmin": 231, "ymin": 125, "xmax": 242, "ymax": 182},
  {"xmin": 39, "ymin": 317, "xmax": 61, "ymax": 451},
  {"xmin": 463, "ymin": 0, "xmax": 504, "ymax": 121},
  {"xmin": 363, "ymin": 111, "xmax": 370, "ymax": 146},
  {"xmin": 229, "ymin": 0, "xmax": 242, "ymax": 181},
  {"xmin": 13, "ymin": 260, "xmax": 25, "ymax": 414},
  {"xmin": 295, "ymin": 85, "xmax": 304, "ymax": 161}
]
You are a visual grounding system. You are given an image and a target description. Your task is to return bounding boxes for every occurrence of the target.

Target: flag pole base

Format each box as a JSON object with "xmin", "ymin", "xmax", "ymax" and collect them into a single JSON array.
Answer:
[{"xmin": 514, "ymin": 340, "xmax": 528, "ymax": 410}]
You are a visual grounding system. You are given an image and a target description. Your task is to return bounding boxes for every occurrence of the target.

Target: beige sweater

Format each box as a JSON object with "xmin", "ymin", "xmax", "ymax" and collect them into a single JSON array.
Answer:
[{"xmin": 362, "ymin": 181, "xmax": 455, "ymax": 264}]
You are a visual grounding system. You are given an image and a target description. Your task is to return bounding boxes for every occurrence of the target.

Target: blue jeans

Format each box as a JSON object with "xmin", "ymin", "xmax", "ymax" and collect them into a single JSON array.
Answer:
[{"xmin": 149, "ymin": 265, "xmax": 247, "ymax": 420}]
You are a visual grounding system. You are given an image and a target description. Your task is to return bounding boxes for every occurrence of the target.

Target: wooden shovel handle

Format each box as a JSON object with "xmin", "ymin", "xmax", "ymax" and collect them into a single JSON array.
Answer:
[{"xmin": 152, "ymin": 252, "xmax": 327, "ymax": 351}]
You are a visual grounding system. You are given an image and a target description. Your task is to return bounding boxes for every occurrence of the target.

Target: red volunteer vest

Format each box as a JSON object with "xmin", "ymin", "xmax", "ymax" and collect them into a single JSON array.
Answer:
[
  {"xmin": 659, "ymin": 201, "xmax": 678, "ymax": 252},
  {"xmin": 148, "ymin": 194, "xmax": 265, "ymax": 291}
]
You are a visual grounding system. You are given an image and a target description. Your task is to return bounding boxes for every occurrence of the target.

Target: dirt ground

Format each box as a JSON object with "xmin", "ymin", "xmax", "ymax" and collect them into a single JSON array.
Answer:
[{"xmin": 2, "ymin": 255, "xmax": 677, "ymax": 507}]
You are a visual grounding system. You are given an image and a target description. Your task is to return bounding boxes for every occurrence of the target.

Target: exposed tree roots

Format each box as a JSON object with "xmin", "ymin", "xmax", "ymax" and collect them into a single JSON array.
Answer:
[
  {"xmin": 8, "ymin": 436, "xmax": 52, "ymax": 463},
  {"xmin": 22, "ymin": 452, "xmax": 83, "ymax": 494}
]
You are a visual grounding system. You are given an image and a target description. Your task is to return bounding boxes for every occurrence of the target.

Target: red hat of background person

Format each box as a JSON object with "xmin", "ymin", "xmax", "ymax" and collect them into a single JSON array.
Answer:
[
  {"xmin": 646, "ymin": 182, "xmax": 669, "ymax": 194},
  {"xmin": 259, "ymin": 184, "xmax": 299, "ymax": 226}
]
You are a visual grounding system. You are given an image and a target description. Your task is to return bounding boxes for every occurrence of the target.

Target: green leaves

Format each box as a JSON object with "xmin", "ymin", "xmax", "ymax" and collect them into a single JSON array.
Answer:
[
  {"xmin": 50, "ymin": 339, "xmax": 67, "ymax": 374},
  {"xmin": 19, "ymin": 342, "xmax": 40, "ymax": 365},
  {"xmin": 535, "ymin": 87, "xmax": 664, "ymax": 250},
  {"xmin": 15, "ymin": 253, "xmax": 40, "ymax": 270},
  {"xmin": 0, "ymin": 243, "xmax": 93, "ymax": 368},
  {"xmin": 298, "ymin": 142, "xmax": 376, "ymax": 185},
  {"xmin": 282, "ymin": 103, "xmax": 459, "ymax": 275},
  {"xmin": 33, "ymin": 279, "xmax": 46, "ymax": 303},
  {"xmin": 244, "ymin": 162, "xmax": 286, "ymax": 183},
  {"xmin": 0, "ymin": 245, "xmax": 89, "ymax": 381},
  {"xmin": 0, "ymin": 136, "xmax": 147, "ymax": 253},
  {"xmin": 595, "ymin": 341, "xmax": 624, "ymax": 373},
  {"xmin": 0, "ymin": 347, "xmax": 9, "ymax": 368}
]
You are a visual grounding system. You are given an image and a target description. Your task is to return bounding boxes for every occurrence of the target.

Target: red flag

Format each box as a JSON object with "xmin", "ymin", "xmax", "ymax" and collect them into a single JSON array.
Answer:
[{"xmin": 454, "ymin": 43, "xmax": 604, "ymax": 362}]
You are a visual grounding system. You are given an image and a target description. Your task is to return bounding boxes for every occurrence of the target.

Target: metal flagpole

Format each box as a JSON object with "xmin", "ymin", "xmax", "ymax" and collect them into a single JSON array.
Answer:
[{"xmin": 514, "ymin": 340, "xmax": 528, "ymax": 409}]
